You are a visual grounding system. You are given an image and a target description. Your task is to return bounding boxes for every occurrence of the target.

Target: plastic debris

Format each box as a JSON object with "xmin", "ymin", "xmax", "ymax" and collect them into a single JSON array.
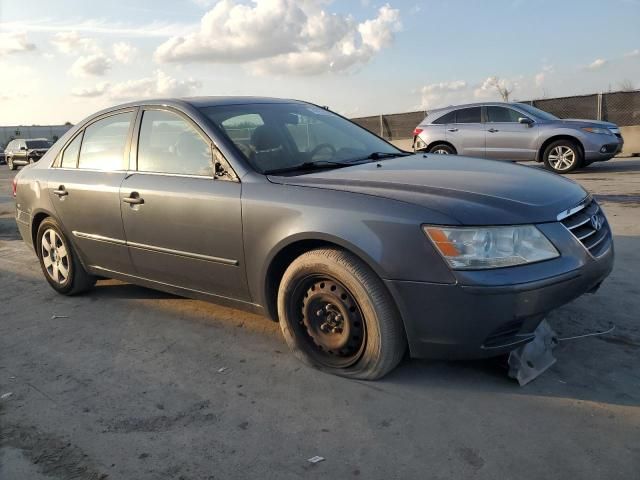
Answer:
[
  {"xmin": 1, "ymin": 392, "xmax": 13, "ymax": 400},
  {"xmin": 307, "ymin": 456, "xmax": 325, "ymax": 464},
  {"xmin": 508, "ymin": 320, "xmax": 558, "ymax": 386},
  {"xmin": 51, "ymin": 315, "xmax": 69, "ymax": 320},
  {"xmin": 217, "ymin": 367, "xmax": 228, "ymax": 374}
]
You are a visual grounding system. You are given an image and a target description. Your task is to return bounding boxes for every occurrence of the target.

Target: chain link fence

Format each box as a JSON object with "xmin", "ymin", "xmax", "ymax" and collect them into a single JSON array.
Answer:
[{"xmin": 352, "ymin": 90, "xmax": 640, "ymax": 141}]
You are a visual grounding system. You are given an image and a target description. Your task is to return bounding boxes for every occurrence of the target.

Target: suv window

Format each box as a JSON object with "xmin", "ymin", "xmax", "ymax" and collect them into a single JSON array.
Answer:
[
  {"xmin": 455, "ymin": 107, "xmax": 481, "ymax": 124},
  {"xmin": 487, "ymin": 106, "xmax": 526, "ymax": 123},
  {"xmin": 433, "ymin": 111, "xmax": 456, "ymax": 125},
  {"xmin": 78, "ymin": 112, "xmax": 133, "ymax": 171},
  {"xmin": 61, "ymin": 133, "xmax": 83, "ymax": 168},
  {"xmin": 26, "ymin": 140, "xmax": 51, "ymax": 149},
  {"xmin": 137, "ymin": 109, "xmax": 213, "ymax": 176}
]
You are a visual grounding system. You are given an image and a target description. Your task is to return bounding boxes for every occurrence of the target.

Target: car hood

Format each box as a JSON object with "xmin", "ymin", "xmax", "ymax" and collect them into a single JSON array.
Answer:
[
  {"xmin": 268, "ymin": 155, "xmax": 588, "ymax": 225},
  {"xmin": 556, "ymin": 119, "xmax": 618, "ymax": 128}
]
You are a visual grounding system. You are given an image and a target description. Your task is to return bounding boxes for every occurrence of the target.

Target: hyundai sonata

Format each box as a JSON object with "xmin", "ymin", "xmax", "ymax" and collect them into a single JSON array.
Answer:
[{"xmin": 14, "ymin": 97, "xmax": 614, "ymax": 379}]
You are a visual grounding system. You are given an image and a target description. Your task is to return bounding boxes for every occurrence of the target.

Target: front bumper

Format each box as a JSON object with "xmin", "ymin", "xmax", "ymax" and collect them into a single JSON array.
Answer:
[
  {"xmin": 584, "ymin": 135, "xmax": 623, "ymax": 162},
  {"xmin": 385, "ymin": 221, "xmax": 614, "ymax": 360}
]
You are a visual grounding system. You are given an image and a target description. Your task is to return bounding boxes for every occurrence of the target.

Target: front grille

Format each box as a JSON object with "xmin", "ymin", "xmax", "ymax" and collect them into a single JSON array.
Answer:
[{"xmin": 560, "ymin": 199, "xmax": 611, "ymax": 257}]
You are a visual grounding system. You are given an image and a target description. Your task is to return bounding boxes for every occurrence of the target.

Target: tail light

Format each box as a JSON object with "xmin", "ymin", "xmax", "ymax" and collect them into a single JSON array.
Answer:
[
  {"xmin": 413, "ymin": 128, "xmax": 424, "ymax": 137},
  {"xmin": 12, "ymin": 177, "xmax": 17, "ymax": 197}
]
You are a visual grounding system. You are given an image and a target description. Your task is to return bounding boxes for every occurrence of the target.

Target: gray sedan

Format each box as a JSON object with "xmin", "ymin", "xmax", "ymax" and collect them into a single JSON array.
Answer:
[
  {"xmin": 14, "ymin": 97, "xmax": 613, "ymax": 379},
  {"xmin": 413, "ymin": 102, "xmax": 623, "ymax": 173}
]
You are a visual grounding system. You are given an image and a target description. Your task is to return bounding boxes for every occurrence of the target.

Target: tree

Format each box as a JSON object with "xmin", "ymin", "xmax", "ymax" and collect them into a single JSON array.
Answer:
[
  {"xmin": 618, "ymin": 79, "xmax": 635, "ymax": 92},
  {"xmin": 487, "ymin": 76, "xmax": 514, "ymax": 101}
]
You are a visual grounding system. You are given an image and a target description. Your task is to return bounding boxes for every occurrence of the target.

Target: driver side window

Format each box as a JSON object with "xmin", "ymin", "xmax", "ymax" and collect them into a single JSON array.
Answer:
[{"xmin": 137, "ymin": 109, "xmax": 213, "ymax": 176}]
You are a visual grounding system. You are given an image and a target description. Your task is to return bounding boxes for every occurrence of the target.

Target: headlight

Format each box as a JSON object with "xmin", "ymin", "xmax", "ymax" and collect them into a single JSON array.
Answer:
[
  {"xmin": 424, "ymin": 225, "xmax": 559, "ymax": 269},
  {"xmin": 582, "ymin": 127, "xmax": 611, "ymax": 135}
]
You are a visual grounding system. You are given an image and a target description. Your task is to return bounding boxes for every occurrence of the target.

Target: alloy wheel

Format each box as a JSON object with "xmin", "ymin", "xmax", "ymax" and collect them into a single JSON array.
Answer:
[
  {"xmin": 548, "ymin": 146, "xmax": 576, "ymax": 171},
  {"xmin": 433, "ymin": 149, "xmax": 450, "ymax": 155},
  {"xmin": 41, "ymin": 228, "xmax": 70, "ymax": 285}
]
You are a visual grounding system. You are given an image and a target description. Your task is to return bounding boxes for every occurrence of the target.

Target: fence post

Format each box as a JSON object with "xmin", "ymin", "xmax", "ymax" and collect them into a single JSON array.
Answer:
[{"xmin": 597, "ymin": 93, "xmax": 603, "ymax": 120}]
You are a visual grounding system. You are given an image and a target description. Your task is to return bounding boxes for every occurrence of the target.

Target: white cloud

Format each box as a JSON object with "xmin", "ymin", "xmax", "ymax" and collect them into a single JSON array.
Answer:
[
  {"xmin": 51, "ymin": 31, "xmax": 98, "ymax": 54},
  {"xmin": 113, "ymin": 41, "xmax": 138, "ymax": 64},
  {"xmin": 155, "ymin": 0, "xmax": 401, "ymax": 75},
  {"xmin": 70, "ymin": 53, "xmax": 112, "ymax": 77},
  {"xmin": 71, "ymin": 82, "xmax": 110, "ymax": 97},
  {"xmin": 624, "ymin": 49, "xmax": 639, "ymax": 57},
  {"xmin": 0, "ymin": 32, "xmax": 36, "ymax": 56},
  {"xmin": 109, "ymin": 70, "xmax": 201, "ymax": 100},
  {"xmin": 419, "ymin": 80, "xmax": 468, "ymax": 109},
  {"xmin": 587, "ymin": 58, "xmax": 607, "ymax": 70}
]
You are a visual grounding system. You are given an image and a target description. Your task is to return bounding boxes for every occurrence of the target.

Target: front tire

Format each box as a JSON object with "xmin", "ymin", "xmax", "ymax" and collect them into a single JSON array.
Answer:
[
  {"xmin": 428, "ymin": 144, "xmax": 455, "ymax": 155},
  {"xmin": 36, "ymin": 218, "xmax": 96, "ymax": 295},
  {"xmin": 543, "ymin": 140, "xmax": 583, "ymax": 173},
  {"xmin": 277, "ymin": 248, "xmax": 406, "ymax": 380}
]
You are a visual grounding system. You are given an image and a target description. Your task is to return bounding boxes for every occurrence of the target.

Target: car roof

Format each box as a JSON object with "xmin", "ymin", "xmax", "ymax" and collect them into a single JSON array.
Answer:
[
  {"xmin": 110, "ymin": 96, "xmax": 306, "ymax": 110},
  {"xmin": 427, "ymin": 101, "xmax": 528, "ymax": 114},
  {"xmin": 82, "ymin": 96, "xmax": 310, "ymax": 124}
]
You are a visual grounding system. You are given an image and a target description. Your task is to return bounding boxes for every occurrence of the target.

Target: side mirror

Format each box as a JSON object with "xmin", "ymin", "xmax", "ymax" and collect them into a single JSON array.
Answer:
[
  {"xmin": 20, "ymin": 146, "xmax": 27, "ymax": 151},
  {"xmin": 518, "ymin": 117, "xmax": 533, "ymax": 126}
]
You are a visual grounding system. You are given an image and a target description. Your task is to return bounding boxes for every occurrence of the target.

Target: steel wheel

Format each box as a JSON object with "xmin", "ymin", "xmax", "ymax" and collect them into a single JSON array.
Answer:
[
  {"xmin": 41, "ymin": 228, "xmax": 70, "ymax": 285},
  {"xmin": 294, "ymin": 276, "xmax": 366, "ymax": 368},
  {"xmin": 547, "ymin": 145, "xmax": 576, "ymax": 171}
]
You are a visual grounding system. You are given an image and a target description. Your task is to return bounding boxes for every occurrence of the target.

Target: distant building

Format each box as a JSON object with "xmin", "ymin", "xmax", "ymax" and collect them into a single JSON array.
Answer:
[{"xmin": 1, "ymin": 124, "xmax": 73, "ymax": 149}]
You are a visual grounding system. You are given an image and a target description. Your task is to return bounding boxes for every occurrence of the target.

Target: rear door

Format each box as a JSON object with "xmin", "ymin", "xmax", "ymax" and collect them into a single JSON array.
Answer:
[
  {"xmin": 47, "ymin": 109, "xmax": 136, "ymax": 275},
  {"xmin": 120, "ymin": 107, "xmax": 249, "ymax": 301},
  {"xmin": 445, "ymin": 107, "xmax": 485, "ymax": 157},
  {"xmin": 485, "ymin": 106, "xmax": 538, "ymax": 161}
]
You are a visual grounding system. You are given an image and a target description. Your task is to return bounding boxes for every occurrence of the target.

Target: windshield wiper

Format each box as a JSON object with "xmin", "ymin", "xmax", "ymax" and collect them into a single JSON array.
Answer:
[
  {"xmin": 350, "ymin": 151, "xmax": 412, "ymax": 163},
  {"xmin": 265, "ymin": 160, "xmax": 350, "ymax": 175}
]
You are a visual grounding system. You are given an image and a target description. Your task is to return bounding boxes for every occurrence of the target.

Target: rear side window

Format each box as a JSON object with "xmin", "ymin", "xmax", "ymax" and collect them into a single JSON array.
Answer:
[
  {"xmin": 78, "ymin": 112, "xmax": 133, "ymax": 171},
  {"xmin": 61, "ymin": 133, "xmax": 82, "ymax": 168},
  {"xmin": 455, "ymin": 107, "xmax": 481, "ymax": 124},
  {"xmin": 433, "ymin": 111, "xmax": 455, "ymax": 124},
  {"xmin": 137, "ymin": 109, "xmax": 213, "ymax": 176},
  {"xmin": 487, "ymin": 106, "xmax": 525, "ymax": 123}
]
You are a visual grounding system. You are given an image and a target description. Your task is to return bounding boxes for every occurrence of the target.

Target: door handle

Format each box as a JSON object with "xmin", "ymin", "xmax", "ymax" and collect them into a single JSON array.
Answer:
[
  {"xmin": 488, "ymin": 128, "xmax": 499, "ymax": 133},
  {"xmin": 53, "ymin": 186, "xmax": 68, "ymax": 197},
  {"xmin": 122, "ymin": 192, "xmax": 144, "ymax": 205},
  {"xmin": 447, "ymin": 128, "xmax": 458, "ymax": 132}
]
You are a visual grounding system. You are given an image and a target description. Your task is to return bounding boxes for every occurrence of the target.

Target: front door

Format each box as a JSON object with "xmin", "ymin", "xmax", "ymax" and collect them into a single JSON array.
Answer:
[
  {"xmin": 120, "ymin": 108, "xmax": 249, "ymax": 301},
  {"xmin": 47, "ymin": 109, "xmax": 136, "ymax": 275},
  {"xmin": 484, "ymin": 106, "xmax": 538, "ymax": 161},
  {"xmin": 445, "ymin": 106, "xmax": 485, "ymax": 157}
]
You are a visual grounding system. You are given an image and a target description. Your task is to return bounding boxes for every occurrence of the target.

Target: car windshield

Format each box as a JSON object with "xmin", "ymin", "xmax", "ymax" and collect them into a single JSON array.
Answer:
[
  {"xmin": 516, "ymin": 104, "xmax": 559, "ymax": 121},
  {"xmin": 200, "ymin": 103, "xmax": 402, "ymax": 174},
  {"xmin": 26, "ymin": 140, "xmax": 51, "ymax": 149}
]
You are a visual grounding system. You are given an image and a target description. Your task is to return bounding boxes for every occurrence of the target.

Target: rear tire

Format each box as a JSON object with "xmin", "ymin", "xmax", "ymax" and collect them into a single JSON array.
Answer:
[
  {"xmin": 428, "ymin": 144, "xmax": 455, "ymax": 155},
  {"xmin": 277, "ymin": 248, "xmax": 406, "ymax": 380},
  {"xmin": 36, "ymin": 217, "xmax": 96, "ymax": 295},
  {"xmin": 543, "ymin": 140, "xmax": 583, "ymax": 173}
]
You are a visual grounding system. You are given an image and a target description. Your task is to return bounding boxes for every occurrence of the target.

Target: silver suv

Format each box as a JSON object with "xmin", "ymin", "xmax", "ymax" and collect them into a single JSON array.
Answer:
[{"xmin": 413, "ymin": 102, "xmax": 623, "ymax": 173}]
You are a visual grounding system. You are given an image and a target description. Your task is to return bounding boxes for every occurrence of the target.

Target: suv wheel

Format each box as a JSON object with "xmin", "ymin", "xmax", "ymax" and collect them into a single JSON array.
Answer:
[
  {"xmin": 428, "ymin": 144, "xmax": 455, "ymax": 155},
  {"xmin": 543, "ymin": 140, "xmax": 583, "ymax": 173},
  {"xmin": 277, "ymin": 248, "xmax": 406, "ymax": 380},
  {"xmin": 36, "ymin": 218, "xmax": 96, "ymax": 295},
  {"xmin": 7, "ymin": 156, "xmax": 16, "ymax": 170}
]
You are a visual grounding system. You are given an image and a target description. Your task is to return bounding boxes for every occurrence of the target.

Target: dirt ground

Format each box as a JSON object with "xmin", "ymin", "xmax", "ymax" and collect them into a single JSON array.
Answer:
[{"xmin": 1, "ymin": 159, "xmax": 639, "ymax": 479}]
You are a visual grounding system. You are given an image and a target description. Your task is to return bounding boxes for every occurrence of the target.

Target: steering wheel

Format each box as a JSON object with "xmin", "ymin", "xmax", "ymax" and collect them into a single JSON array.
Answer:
[{"xmin": 309, "ymin": 143, "xmax": 336, "ymax": 160}]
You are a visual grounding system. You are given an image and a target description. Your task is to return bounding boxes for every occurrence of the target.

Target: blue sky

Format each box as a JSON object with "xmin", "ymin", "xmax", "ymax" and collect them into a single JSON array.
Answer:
[{"xmin": 0, "ymin": 0, "xmax": 638, "ymax": 124}]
